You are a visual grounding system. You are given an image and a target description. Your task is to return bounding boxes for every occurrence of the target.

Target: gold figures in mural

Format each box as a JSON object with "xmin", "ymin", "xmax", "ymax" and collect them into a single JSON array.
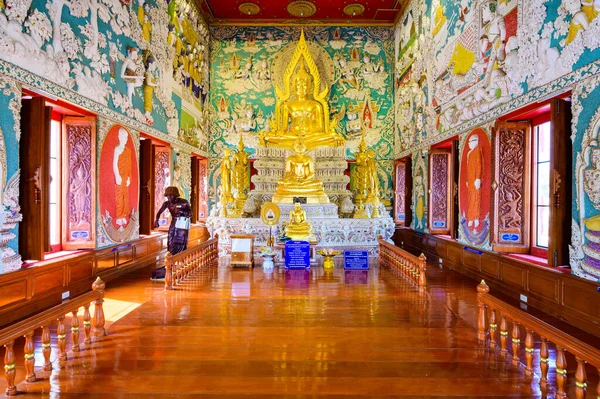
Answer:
[
  {"xmin": 114, "ymin": 128, "xmax": 132, "ymax": 229},
  {"xmin": 466, "ymin": 133, "xmax": 484, "ymax": 230},
  {"xmin": 143, "ymin": 54, "xmax": 157, "ymax": 123},
  {"xmin": 272, "ymin": 140, "xmax": 329, "ymax": 204},
  {"xmin": 284, "ymin": 202, "xmax": 315, "ymax": 241}
]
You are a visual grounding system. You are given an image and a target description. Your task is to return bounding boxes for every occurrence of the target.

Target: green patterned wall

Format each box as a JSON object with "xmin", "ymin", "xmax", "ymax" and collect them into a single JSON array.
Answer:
[{"xmin": 209, "ymin": 26, "xmax": 395, "ymax": 205}]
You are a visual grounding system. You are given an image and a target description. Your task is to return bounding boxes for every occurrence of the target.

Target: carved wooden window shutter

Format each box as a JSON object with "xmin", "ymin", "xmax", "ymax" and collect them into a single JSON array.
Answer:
[
  {"xmin": 394, "ymin": 160, "xmax": 407, "ymax": 225},
  {"xmin": 19, "ymin": 98, "xmax": 52, "ymax": 260},
  {"xmin": 428, "ymin": 149, "xmax": 453, "ymax": 235},
  {"xmin": 62, "ymin": 117, "xmax": 96, "ymax": 250},
  {"xmin": 492, "ymin": 121, "xmax": 532, "ymax": 253},
  {"xmin": 153, "ymin": 145, "xmax": 171, "ymax": 230},
  {"xmin": 138, "ymin": 139, "xmax": 153, "ymax": 235}
]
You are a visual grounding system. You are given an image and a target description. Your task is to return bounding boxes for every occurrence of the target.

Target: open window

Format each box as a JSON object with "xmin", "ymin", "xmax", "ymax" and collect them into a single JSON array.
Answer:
[
  {"xmin": 191, "ymin": 156, "xmax": 208, "ymax": 223},
  {"xmin": 493, "ymin": 96, "xmax": 572, "ymax": 266},
  {"xmin": 20, "ymin": 90, "xmax": 96, "ymax": 260}
]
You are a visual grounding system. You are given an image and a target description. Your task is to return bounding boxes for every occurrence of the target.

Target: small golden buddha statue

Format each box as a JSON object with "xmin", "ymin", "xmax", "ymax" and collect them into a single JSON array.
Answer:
[
  {"xmin": 353, "ymin": 134, "xmax": 369, "ymax": 205},
  {"xmin": 284, "ymin": 202, "xmax": 315, "ymax": 241},
  {"xmin": 272, "ymin": 140, "xmax": 329, "ymax": 204},
  {"xmin": 232, "ymin": 134, "xmax": 250, "ymax": 203}
]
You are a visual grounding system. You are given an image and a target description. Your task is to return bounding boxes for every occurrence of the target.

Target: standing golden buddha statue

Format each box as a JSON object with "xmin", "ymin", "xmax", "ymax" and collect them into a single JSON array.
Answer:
[
  {"xmin": 259, "ymin": 30, "xmax": 345, "ymax": 204},
  {"xmin": 231, "ymin": 134, "xmax": 250, "ymax": 216},
  {"xmin": 219, "ymin": 149, "xmax": 234, "ymax": 216}
]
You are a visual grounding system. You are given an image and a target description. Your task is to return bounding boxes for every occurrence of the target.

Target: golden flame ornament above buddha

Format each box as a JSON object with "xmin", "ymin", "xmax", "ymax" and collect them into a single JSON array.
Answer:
[{"xmin": 260, "ymin": 30, "xmax": 344, "ymax": 204}]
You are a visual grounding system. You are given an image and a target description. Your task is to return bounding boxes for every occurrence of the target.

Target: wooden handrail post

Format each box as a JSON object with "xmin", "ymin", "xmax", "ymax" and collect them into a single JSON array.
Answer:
[
  {"xmin": 24, "ymin": 330, "xmax": 36, "ymax": 382},
  {"xmin": 511, "ymin": 321, "xmax": 521, "ymax": 366},
  {"xmin": 524, "ymin": 329, "xmax": 534, "ymax": 376},
  {"xmin": 4, "ymin": 340, "xmax": 16, "ymax": 396},
  {"xmin": 41, "ymin": 325, "xmax": 52, "ymax": 371},
  {"xmin": 165, "ymin": 253, "xmax": 173, "ymax": 290},
  {"xmin": 575, "ymin": 357, "xmax": 587, "ymax": 399},
  {"xmin": 556, "ymin": 346, "xmax": 568, "ymax": 398},
  {"xmin": 499, "ymin": 314, "xmax": 508, "ymax": 355},
  {"xmin": 57, "ymin": 316, "xmax": 67, "ymax": 368},
  {"xmin": 489, "ymin": 309, "xmax": 497, "ymax": 348},
  {"xmin": 71, "ymin": 310, "xmax": 80, "ymax": 352},
  {"xmin": 476, "ymin": 280, "xmax": 489, "ymax": 342},
  {"xmin": 418, "ymin": 253, "xmax": 427, "ymax": 287},
  {"xmin": 83, "ymin": 304, "xmax": 92, "ymax": 345},
  {"xmin": 539, "ymin": 337, "xmax": 549, "ymax": 390},
  {"xmin": 92, "ymin": 277, "xmax": 106, "ymax": 338}
]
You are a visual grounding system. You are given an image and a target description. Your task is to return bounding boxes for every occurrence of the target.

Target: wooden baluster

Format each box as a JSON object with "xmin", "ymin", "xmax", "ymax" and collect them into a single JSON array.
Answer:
[
  {"xmin": 575, "ymin": 357, "xmax": 587, "ymax": 399},
  {"xmin": 57, "ymin": 316, "xmax": 67, "ymax": 367},
  {"xmin": 556, "ymin": 346, "xmax": 568, "ymax": 398},
  {"xmin": 24, "ymin": 330, "xmax": 36, "ymax": 382},
  {"xmin": 4, "ymin": 340, "xmax": 16, "ymax": 396},
  {"xmin": 524, "ymin": 329, "xmax": 534, "ymax": 376},
  {"xmin": 83, "ymin": 304, "xmax": 92, "ymax": 345},
  {"xmin": 42, "ymin": 325, "xmax": 52, "ymax": 371},
  {"xmin": 418, "ymin": 254, "xmax": 427, "ymax": 287},
  {"xmin": 92, "ymin": 277, "xmax": 106, "ymax": 338},
  {"xmin": 476, "ymin": 280, "xmax": 489, "ymax": 342},
  {"xmin": 165, "ymin": 256, "xmax": 172, "ymax": 289},
  {"xmin": 500, "ymin": 314, "xmax": 508, "ymax": 356},
  {"xmin": 71, "ymin": 310, "xmax": 80, "ymax": 352},
  {"xmin": 539, "ymin": 337, "xmax": 549, "ymax": 390},
  {"xmin": 511, "ymin": 321, "xmax": 520, "ymax": 366},
  {"xmin": 488, "ymin": 308, "xmax": 497, "ymax": 348}
]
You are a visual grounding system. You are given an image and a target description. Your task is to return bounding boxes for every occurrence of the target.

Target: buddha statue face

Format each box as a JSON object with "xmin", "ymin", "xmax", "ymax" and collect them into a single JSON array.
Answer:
[{"xmin": 293, "ymin": 63, "xmax": 311, "ymax": 99}]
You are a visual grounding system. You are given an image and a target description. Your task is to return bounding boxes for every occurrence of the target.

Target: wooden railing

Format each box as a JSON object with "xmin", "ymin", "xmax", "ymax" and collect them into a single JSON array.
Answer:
[
  {"xmin": 379, "ymin": 239, "xmax": 427, "ymax": 287},
  {"xmin": 165, "ymin": 238, "xmax": 219, "ymax": 290},
  {"xmin": 1, "ymin": 277, "xmax": 106, "ymax": 396},
  {"xmin": 477, "ymin": 280, "xmax": 600, "ymax": 398}
]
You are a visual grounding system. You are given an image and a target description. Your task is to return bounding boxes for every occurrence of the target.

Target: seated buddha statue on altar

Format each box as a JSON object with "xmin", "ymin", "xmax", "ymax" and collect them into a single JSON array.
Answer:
[
  {"xmin": 259, "ymin": 30, "xmax": 345, "ymax": 204},
  {"xmin": 284, "ymin": 202, "xmax": 315, "ymax": 241}
]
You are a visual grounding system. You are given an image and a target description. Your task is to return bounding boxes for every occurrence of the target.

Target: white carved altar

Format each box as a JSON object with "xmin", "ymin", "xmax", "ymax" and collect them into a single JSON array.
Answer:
[{"xmin": 206, "ymin": 215, "xmax": 395, "ymax": 258}]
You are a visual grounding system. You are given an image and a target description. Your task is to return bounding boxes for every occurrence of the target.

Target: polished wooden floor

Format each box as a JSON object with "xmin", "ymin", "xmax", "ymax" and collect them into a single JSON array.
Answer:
[{"xmin": 3, "ymin": 259, "xmax": 571, "ymax": 397}]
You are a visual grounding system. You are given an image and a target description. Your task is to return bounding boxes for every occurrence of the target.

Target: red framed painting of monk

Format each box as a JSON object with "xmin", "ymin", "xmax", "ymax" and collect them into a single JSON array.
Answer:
[
  {"xmin": 459, "ymin": 128, "xmax": 492, "ymax": 246},
  {"xmin": 99, "ymin": 125, "xmax": 140, "ymax": 243}
]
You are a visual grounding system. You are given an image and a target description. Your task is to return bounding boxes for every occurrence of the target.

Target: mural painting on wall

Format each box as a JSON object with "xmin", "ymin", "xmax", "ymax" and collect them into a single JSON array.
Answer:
[
  {"xmin": 459, "ymin": 127, "xmax": 492, "ymax": 247},
  {"xmin": 209, "ymin": 27, "xmax": 395, "ymax": 202},
  {"xmin": 394, "ymin": 162, "xmax": 406, "ymax": 224},
  {"xmin": 394, "ymin": 0, "xmax": 600, "ymax": 159},
  {"xmin": 571, "ymin": 78, "xmax": 600, "ymax": 281},
  {"xmin": 63, "ymin": 117, "xmax": 96, "ymax": 249},
  {"xmin": 154, "ymin": 146, "xmax": 171, "ymax": 228},
  {"xmin": 98, "ymin": 124, "xmax": 139, "ymax": 243},
  {"xmin": 0, "ymin": 0, "xmax": 209, "ymax": 151}
]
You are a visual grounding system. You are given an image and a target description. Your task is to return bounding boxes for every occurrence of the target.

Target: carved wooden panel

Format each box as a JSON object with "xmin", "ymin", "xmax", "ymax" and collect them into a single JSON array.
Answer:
[
  {"xmin": 492, "ymin": 122, "xmax": 531, "ymax": 253},
  {"xmin": 394, "ymin": 161, "xmax": 406, "ymax": 224},
  {"xmin": 62, "ymin": 117, "xmax": 96, "ymax": 250},
  {"xmin": 198, "ymin": 159, "xmax": 209, "ymax": 220},
  {"xmin": 429, "ymin": 150, "xmax": 452, "ymax": 235},
  {"xmin": 153, "ymin": 146, "xmax": 171, "ymax": 229}
]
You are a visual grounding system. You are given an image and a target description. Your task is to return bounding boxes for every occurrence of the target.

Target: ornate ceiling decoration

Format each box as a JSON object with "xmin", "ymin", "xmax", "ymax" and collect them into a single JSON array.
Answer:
[
  {"xmin": 238, "ymin": 2, "xmax": 261, "ymax": 15},
  {"xmin": 287, "ymin": 1, "xmax": 317, "ymax": 18},
  {"xmin": 196, "ymin": 0, "xmax": 403, "ymax": 26}
]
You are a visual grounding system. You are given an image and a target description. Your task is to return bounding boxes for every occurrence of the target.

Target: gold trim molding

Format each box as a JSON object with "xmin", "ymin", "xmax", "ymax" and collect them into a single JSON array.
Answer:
[
  {"xmin": 239, "ymin": 2, "xmax": 260, "ymax": 16},
  {"xmin": 344, "ymin": 3, "xmax": 365, "ymax": 16}
]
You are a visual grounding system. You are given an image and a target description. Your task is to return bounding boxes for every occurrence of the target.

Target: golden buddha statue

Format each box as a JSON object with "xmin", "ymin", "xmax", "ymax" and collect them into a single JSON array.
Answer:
[
  {"xmin": 365, "ymin": 149, "xmax": 380, "ymax": 203},
  {"xmin": 232, "ymin": 135, "xmax": 250, "ymax": 203},
  {"xmin": 284, "ymin": 202, "xmax": 315, "ymax": 241},
  {"xmin": 353, "ymin": 132, "xmax": 369, "ymax": 205},
  {"xmin": 272, "ymin": 140, "xmax": 329, "ymax": 204},
  {"xmin": 259, "ymin": 30, "xmax": 345, "ymax": 204},
  {"xmin": 219, "ymin": 149, "xmax": 234, "ymax": 216}
]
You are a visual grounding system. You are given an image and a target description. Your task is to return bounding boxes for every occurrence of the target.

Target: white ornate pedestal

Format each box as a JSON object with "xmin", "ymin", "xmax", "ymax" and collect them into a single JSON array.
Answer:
[{"xmin": 206, "ymin": 216, "xmax": 394, "ymax": 258}]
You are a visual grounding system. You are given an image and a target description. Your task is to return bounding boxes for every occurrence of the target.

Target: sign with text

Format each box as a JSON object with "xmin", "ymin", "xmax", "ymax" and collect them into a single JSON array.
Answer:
[
  {"xmin": 343, "ymin": 250, "xmax": 369, "ymax": 270},
  {"xmin": 285, "ymin": 241, "xmax": 311, "ymax": 269}
]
